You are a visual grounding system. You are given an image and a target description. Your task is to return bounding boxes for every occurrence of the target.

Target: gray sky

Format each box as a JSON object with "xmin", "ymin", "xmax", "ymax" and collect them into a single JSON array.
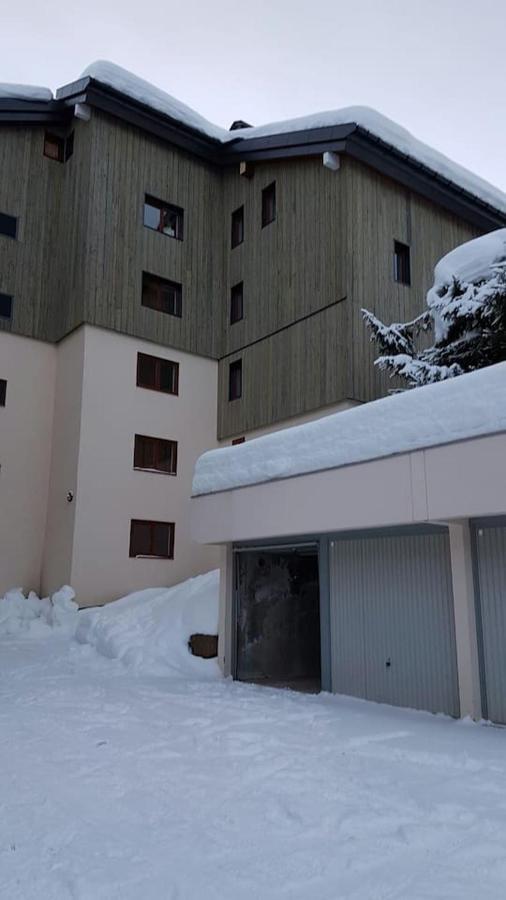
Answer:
[{"xmin": 3, "ymin": 0, "xmax": 506, "ymax": 192}]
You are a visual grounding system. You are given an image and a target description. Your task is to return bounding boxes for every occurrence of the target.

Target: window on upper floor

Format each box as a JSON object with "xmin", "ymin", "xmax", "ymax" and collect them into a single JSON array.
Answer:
[
  {"xmin": 0, "ymin": 213, "xmax": 17, "ymax": 240},
  {"xmin": 231, "ymin": 205, "xmax": 244, "ymax": 248},
  {"xmin": 230, "ymin": 281, "xmax": 244, "ymax": 325},
  {"xmin": 43, "ymin": 131, "xmax": 74, "ymax": 163},
  {"xmin": 0, "ymin": 293, "xmax": 13, "ymax": 319},
  {"xmin": 142, "ymin": 271, "xmax": 182, "ymax": 318},
  {"xmin": 134, "ymin": 434, "xmax": 178, "ymax": 475},
  {"xmin": 229, "ymin": 359, "xmax": 242, "ymax": 401},
  {"xmin": 394, "ymin": 241, "xmax": 411, "ymax": 285},
  {"xmin": 144, "ymin": 195, "xmax": 184, "ymax": 240},
  {"xmin": 136, "ymin": 352, "xmax": 179, "ymax": 395},
  {"xmin": 129, "ymin": 519, "xmax": 175, "ymax": 559},
  {"xmin": 0, "ymin": 379, "xmax": 6, "ymax": 407},
  {"xmin": 261, "ymin": 181, "xmax": 276, "ymax": 227}
]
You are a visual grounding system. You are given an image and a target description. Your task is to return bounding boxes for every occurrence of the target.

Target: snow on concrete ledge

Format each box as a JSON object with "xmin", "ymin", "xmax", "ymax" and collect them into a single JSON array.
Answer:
[
  {"xmin": 192, "ymin": 363, "xmax": 506, "ymax": 496},
  {"xmin": 0, "ymin": 83, "xmax": 53, "ymax": 102}
]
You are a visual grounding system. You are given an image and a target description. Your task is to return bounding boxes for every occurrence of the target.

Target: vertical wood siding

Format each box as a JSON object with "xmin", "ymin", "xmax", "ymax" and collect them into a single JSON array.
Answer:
[{"xmin": 473, "ymin": 523, "xmax": 506, "ymax": 724}]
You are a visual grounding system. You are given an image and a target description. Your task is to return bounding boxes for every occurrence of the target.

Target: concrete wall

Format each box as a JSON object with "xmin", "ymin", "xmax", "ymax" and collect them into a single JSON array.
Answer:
[
  {"xmin": 69, "ymin": 326, "xmax": 220, "ymax": 606},
  {"xmin": 0, "ymin": 331, "xmax": 56, "ymax": 595}
]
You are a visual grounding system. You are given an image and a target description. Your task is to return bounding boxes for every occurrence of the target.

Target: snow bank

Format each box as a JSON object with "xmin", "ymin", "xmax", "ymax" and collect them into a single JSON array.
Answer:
[
  {"xmin": 76, "ymin": 570, "xmax": 220, "ymax": 679},
  {"xmin": 193, "ymin": 362, "xmax": 506, "ymax": 495},
  {"xmin": 81, "ymin": 61, "xmax": 229, "ymax": 142},
  {"xmin": 0, "ymin": 83, "xmax": 53, "ymax": 102},
  {"xmin": 0, "ymin": 586, "xmax": 77, "ymax": 637}
]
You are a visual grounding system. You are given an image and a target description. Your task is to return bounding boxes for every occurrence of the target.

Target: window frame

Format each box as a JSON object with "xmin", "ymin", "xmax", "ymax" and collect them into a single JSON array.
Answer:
[
  {"xmin": 230, "ymin": 281, "xmax": 244, "ymax": 325},
  {"xmin": 393, "ymin": 240, "xmax": 411, "ymax": 285},
  {"xmin": 229, "ymin": 359, "xmax": 242, "ymax": 401},
  {"xmin": 0, "ymin": 213, "xmax": 17, "ymax": 240},
  {"xmin": 136, "ymin": 352, "xmax": 179, "ymax": 396},
  {"xmin": 133, "ymin": 434, "xmax": 178, "ymax": 475},
  {"xmin": 0, "ymin": 379, "xmax": 6, "ymax": 407},
  {"xmin": 129, "ymin": 519, "xmax": 175, "ymax": 559},
  {"xmin": 231, "ymin": 205, "xmax": 244, "ymax": 248},
  {"xmin": 261, "ymin": 181, "xmax": 276, "ymax": 228},
  {"xmin": 0, "ymin": 293, "xmax": 13, "ymax": 320},
  {"xmin": 143, "ymin": 195, "xmax": 184, "ymax": 241},
  {"xmin": 141, "ymin": 271, "xmax": 183, "ymax": 318}
]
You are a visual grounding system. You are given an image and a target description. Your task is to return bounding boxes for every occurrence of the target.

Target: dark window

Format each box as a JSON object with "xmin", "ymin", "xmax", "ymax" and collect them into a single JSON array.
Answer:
[
  {"xmin": 142, "ymin": 272, "xmax": 182, "ymax": 318},
  {"xmin": 144, "ymin": 195, "xmax": 184, "ymax": 240},
  {"xmin": 43, "ymin": 132, "xmax": 65, "ymax": 162},
  {"xmin": 232, "ymin": 436, "xmax": 245, "ymax": 445},
  {"xmin": 231, "ymin": 205, "xmax": 244, "ymax": 248},
  {"xmin": 134, "ymin": 434, "xmax": 178, "ymax": 475},
  {"xmin": 394, "ymin": 241, "xmax": 411, "ymax": 285},
  {"xmin": 229, "ymin": 359, "xmax": 242, "ymax": 401},
  {"xmin": 230, "ymin": 281, "xmax": 244, "ymax": 324},
  {"xmin": 136, "ymin": 352, "xmax": 179, "ymax": 395},
  {"xmin": 65, "ymin": 131, "xmax": 75, "ymax": 161},
  {"xmin": 261, "ymin": 182, "xmax": 276, "ymax": 227},
  {"xmin": 0, "ymin": 379, "xmax": 6, "ymax": 407},
  {"xmin": 129, "ymin": 519, "xmax": 175, "ymax": 559},
  {"xmin": 0, "ymin": 293, "xmax": 13, "ymax": 319},
  {"xmin": 0, "ymin": 213, "xmax": 17, "ymax": 239}
]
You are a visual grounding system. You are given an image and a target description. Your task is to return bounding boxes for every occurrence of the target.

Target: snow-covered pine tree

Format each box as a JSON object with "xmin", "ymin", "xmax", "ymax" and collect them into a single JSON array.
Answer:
[{"xmin": 362, "ymin": 228, "xmax": 506, "ymax": 387}]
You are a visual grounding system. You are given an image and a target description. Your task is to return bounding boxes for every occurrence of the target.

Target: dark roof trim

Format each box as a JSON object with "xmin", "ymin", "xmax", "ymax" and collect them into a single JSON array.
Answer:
[
  {"xmin": 57, "ymin": 77, "xmax": 223, "ymax": 164},
  {"xmin": 222, "ymin": 139, "xmax": 347, "ymax": 164},
  {"xmin": 0, "ymin": 98, "xmax": 70, "ymax": 126}
]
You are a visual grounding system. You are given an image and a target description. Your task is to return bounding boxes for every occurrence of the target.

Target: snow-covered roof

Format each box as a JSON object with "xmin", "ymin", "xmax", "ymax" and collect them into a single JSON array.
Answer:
[
  {"xmin": 431, "ymin": 228, "xmax": 506, "ymax": 288},
  {"xmin": 78, "ymin": 63, "xmax": 506, "ymax": 216},
  {"xmin": 81, "ymin": 61, "xmax": 230, "ymax": 142},
  {"xmin": 192, "ymin": 362, "xmax": 506, "ymax": 496},
  {"xmin": 0, "ymin": 83, "xmax": 53, "ymax": 102}
]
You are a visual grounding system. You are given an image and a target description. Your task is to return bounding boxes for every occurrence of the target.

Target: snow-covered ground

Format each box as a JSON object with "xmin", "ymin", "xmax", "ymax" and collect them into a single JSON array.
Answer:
[{"xmin": 2, "ymin": 629, "xmax": 506, "ymax": 896}]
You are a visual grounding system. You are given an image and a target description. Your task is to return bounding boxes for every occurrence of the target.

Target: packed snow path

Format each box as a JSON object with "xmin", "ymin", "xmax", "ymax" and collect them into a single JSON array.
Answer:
[{"xmin": 2, "ymin": 636, "xmax": 506, "ymax": 899}]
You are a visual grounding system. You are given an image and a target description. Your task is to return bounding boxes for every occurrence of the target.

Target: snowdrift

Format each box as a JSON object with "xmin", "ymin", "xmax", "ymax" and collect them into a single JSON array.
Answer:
[
  {"xmin": 0, "ymin": 586, "xmax": 78, "ymax": 637},
  {"xmin": 76, "ymin": 571, "xmax": 220, "ymax": 679}
]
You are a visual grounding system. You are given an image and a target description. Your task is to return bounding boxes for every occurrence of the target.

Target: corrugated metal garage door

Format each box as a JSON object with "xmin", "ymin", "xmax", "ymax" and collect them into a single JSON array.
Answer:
[
  {"xmin": 473, "ymin": 521, "xmax": 506, "ymax": 724},
  {"xmin": 329, "ymin": 529, "xmax": 460, "ymax": 716}
]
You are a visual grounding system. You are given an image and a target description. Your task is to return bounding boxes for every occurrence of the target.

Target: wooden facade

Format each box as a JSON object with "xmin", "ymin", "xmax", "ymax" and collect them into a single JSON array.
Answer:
[{"xmin": 0, "ymin": 108, "xmax": 485, "ymax": 439}]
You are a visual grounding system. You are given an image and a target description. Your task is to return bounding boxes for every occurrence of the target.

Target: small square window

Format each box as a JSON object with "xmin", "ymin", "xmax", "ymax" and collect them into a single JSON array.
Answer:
[
  {"xmin": 134, "ymin": 434, "xmax": 178, "ymax": 475},
  {"xmin": 394, "ymin": 241, "xmax": 411, "ymax": 285},
  {"xmin": 261, "ymin": 182, "xmax": 276, "ymax": 227},
  {"xmin": 229, "ymin": 359, "xmax": 242, "ymax": 401},
  {"xmin": 230, "ymin": 281, "xmax": 244, "ymax": 324},
  {"xmin": 129, "ymin": 519, "xmax": 175, "ymax": 559},
  {"xmin": 43, "ymin": 132, "xmax": 65, "ymax": 162},
  {"xmin": 144, "ymin": 195, "xmax": 184, "ymax": 240},
  {"xmin": 142, "ymin": 272, "xmax": 182, "ymax": 318},
  {"xmin": 0, "ymin": 213, "xmax": 17, "ymax": 239},
  {"xmin": 0, "ymin": 379, "xmax": 6, "ymax": 407},
  {"xmin": 0, "ymin": 293, "xmax": 13, "ymax": 319},
  {"xmin": 136, "ymin": 353, "xmax": 179, "ymax": 395},
  {"xmin": 231, "ymin": 206, "xmax": 244, "ymax": 248}
]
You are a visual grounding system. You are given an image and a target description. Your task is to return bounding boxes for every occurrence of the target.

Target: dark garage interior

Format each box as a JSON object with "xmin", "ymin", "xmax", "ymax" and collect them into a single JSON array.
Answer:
[{"xmin": 235, "ymin": 546, "xmax": 321, "ymax": 692}]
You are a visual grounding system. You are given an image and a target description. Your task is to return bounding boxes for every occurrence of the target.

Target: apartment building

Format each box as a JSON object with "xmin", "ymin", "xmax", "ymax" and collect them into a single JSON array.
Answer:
[{"xmin": 1, "ymin": 61, "xmax": 505, "ymax": 604}]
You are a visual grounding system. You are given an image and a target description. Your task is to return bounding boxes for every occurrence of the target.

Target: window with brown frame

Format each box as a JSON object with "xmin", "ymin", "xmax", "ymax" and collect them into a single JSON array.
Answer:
[
  {"xmin": 136, "ymin": 352, "xmax": 179, "ymax": 395},
  {"xmin": 143, "ymin": 195, "xmax": 184, "ymax": 240},
  {"xmin": 0, "ymin": 379, "xmax": 6, "ymax": 407},
  {"xmin": 231, "ymin": 205, "xmax": 244, "ymax": 248},
  {"xmin": 134, "ymin": 434, "xmax": 178, "ymax": 475},
  {"xmin": 129, "ymin": 519, "xmax": 175, "ymax": 559},
  {"xmin": 142, "ymin": 271, "xmax": 182, "ymax": 318},
  {"xmin": 43, "ymin": 131, "xmax": 74, "ymax": 163},
  {"xmin": 232, "ymin": 436, "xmax": 245, "ymax": 445},
  {"xmin": 261, "ymin": 181, "xmax": 276, "ymax": 227},
  {"xmin": 230, "ymin": 281, "xmax": 244, "ymax": 324},
  {"xmin": 394, "ymin": 241, "xmax": 411, "ymax": 285},
  {"xmin": 229, "ymin": 359, "xmax": 242, "ymax": 401}
]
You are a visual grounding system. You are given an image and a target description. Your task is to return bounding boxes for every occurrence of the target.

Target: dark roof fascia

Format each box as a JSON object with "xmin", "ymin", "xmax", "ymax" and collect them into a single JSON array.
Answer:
[
  {"xmin": 346, "ymin": 129, "xmax": 506, "ymax": 231},
  {"xmin": 56, "ymin": 77, "xmax": 223, "ymax": 164},
  {"xmin": 222, "ymin": 138, "xmax": 347, "ymax": 164},
  {"xmin": 0, "ymin": 98, "xmax": 70, "ymax": 126}
]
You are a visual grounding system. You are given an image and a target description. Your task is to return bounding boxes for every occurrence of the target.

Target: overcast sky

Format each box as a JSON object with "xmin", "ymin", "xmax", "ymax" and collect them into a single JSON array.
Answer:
[{"xmin": 3, "ymin": 0, "xmax": 505, "ymax": 192}]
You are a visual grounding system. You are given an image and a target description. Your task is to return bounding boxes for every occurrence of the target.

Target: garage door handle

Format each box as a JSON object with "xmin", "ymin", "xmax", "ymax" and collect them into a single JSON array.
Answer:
[{"xmin": 385, "ymin": 657, "xmax": 391, "ymax": 668}]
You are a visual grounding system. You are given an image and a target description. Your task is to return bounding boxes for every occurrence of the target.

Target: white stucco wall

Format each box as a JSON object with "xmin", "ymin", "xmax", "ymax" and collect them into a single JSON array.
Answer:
[
  {"xmin": 69, "ymin": 326, "xmax": 220, "ymax": 606},
  {"xmin": 0, "ymin": 331, "xmax": 56, "ymax": 595}
]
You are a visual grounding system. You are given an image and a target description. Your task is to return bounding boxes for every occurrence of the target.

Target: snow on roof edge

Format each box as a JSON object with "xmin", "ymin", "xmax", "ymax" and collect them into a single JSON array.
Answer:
[
  {"xmin": 0, "ymin": 83, "xmax": 53, "ymax": 102},
  {"xmin": 192, "ymin": 363, "xmax": 506, "ymax": 497}
]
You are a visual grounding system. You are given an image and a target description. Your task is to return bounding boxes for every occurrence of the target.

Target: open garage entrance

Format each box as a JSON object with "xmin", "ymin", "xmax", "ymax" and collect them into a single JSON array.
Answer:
[{"xmin": 234, "ymin": 544, "xmax": 321, "ymax": 692}]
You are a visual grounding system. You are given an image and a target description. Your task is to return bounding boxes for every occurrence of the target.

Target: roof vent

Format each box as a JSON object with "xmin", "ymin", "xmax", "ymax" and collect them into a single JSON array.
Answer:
[{"xmin": 229, "ymin": 119, "xmax": 252, "ymax": 131}]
